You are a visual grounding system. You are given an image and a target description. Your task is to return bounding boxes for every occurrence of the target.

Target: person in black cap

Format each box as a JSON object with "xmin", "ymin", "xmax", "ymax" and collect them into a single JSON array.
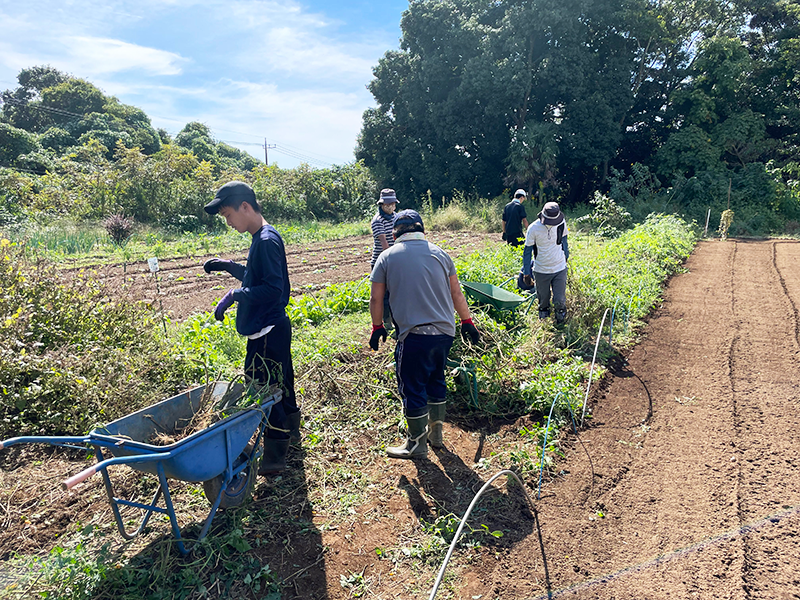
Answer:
[
  {"xmin": 522, "ymin": 201, "xmax": 570, "ymax": 324},
  {"xmin": 370, "ymin": 188, "xmax": 398, "ymax": 333},
  {"xmin": 202, "ymin": 181, "xmax": 300, "ymax": 475},
  {"xmin": 369, "ymin": 209, "xmax": 480, "ymax": 459},
  {"xmin": 502, "ymin": 189, "xmax": 530, "ymax": 246}
]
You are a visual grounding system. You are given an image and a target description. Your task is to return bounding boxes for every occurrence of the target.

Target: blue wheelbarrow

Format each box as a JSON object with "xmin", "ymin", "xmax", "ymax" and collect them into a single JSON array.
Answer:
[{"xmin": 0, "ymin": 381, "xmax": 279, "ymax": 554}]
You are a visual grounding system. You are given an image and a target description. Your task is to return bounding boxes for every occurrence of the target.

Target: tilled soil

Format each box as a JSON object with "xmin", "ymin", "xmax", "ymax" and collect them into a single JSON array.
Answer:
[
  {"xmin": 458, "ymin": 239, "xmax": 800, "ymax": 599},
  {"xmin": 2, "ymin": 238, "xmax": 799, "ymax": 600},
  {"xmin": 74, "ymin": 231, "xmax": 497, "ymax": 323}
]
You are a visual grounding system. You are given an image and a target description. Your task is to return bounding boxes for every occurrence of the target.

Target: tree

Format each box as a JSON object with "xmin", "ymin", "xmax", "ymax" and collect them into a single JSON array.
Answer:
[
  {"xmin": 40, "ymin": 79, "xmax": 106, "ymax": 126},
  {"xmin": 505, "ymin": 121, "xmax": 559, "ymax": 196},
  {"xmin": 0, "ymin": 123, "xmax": 41, "ymax": 167},
  {"xmin": 0, "ymin": 65, "xmax": 70, "ymax": 131}
]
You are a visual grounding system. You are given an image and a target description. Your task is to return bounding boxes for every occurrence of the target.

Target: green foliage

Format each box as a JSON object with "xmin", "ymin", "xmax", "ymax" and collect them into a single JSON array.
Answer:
[
  {"xmin": 356, "ymin": 0, "xmax": 799, "ymax": 232},
  {"xmin": 0, "ymin": 240, "xmax": 191, "ymax": 438},
  {"xmin": 8, "ymin": 522, "xmax": 280, "ymax": 600},
  {"xmin": 506, "ymin": 121, "xmax": 559, "ymax": 196},
  {"xmin": 574, "ymin": 191, "xmax": 633, "ymax": 238},
  {"xmin": 287, "ymin": 278, "xmax": 371, "ymax": 327},
  {"xmin": 0, "ymin": 123, "xmax": 41, "ymax": 167},
  {"xmin": 174, "ymin": 312, "xmax": 245, "ymax": 381},
  {"xmin": 251, "ymin": 161, "xmax": 378, "ymax": 222},
  {"xmin": 568, "ymin": 214, "xmax": 698, "ymax": 340}
]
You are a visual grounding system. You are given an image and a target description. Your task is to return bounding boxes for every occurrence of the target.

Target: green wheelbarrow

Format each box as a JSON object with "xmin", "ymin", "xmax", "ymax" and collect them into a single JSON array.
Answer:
[{"xmin": 461, "ymin": 278, "xmax": 536, "ymax": 314}]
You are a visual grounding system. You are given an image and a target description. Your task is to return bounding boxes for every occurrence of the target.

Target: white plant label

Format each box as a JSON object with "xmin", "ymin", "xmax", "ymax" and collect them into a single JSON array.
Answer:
[{"xmin": 148, "ymin": 257, "xmax": 159, "ymax": 273}]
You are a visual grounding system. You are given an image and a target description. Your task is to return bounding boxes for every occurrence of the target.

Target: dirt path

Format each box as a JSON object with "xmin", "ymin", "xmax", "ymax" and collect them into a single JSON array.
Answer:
[
  {"xmin": 79, "ymin": 231, "xmax": 496, "ymax": 322},
  {"xmin": 459, "ymin": 239, "xmax": 800, "ymax": 599}
]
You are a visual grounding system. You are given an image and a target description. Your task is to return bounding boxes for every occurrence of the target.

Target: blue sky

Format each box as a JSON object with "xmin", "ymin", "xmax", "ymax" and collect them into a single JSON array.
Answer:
[{"xmin": 0, "ymin": 0, "xmax": 407, "ymax": 168}]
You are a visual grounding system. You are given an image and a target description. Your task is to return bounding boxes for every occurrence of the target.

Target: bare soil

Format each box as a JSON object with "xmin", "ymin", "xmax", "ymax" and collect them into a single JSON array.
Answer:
[
  {"xmin": 2, "ymin": 238, "xmax": 800, "ymax": 599},
  {"xmin": 75, "ymin": 231, "xmax": 498, "ymax": 323}
]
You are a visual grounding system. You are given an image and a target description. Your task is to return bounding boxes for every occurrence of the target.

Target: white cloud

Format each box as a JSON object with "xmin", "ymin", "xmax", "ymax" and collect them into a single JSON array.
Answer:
[
  {"xmin": 0, "ymin": 0, "xmax": 397, "ymax": 167},
  {"xmin": 148, "ymin": 79, "xmax": 369, "ymax": 165},
  {"xmin": 64, "ymin": 37, "xmax": 188, "ymax": 76}
]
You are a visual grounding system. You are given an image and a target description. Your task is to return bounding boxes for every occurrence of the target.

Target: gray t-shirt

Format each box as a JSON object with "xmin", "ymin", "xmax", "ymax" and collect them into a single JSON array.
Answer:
[{"xmin": 370, "ymin": 236, "xmax": 457, "ymax": 342}]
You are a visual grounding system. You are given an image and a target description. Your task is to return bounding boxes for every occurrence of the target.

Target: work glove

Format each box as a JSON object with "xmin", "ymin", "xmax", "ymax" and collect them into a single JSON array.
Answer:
[
  {"xmin": 523, "ymin": 274, "xmax": 533, "ymax": 288},
  {"xmin": 369, "ymin": 325, "xmax": 388, "ymax": 351},
  {"xmin": 214, "ymin": 289, "xmax": 235, "ymax": 321},
  {"xmin": 460, "ymin": 319, "xmax": 480, "ymax": 344},
  {"xmin": 204, "ymin": 258, "xmax": 236, "ymax": 274},
  {"xmin": 501, "ymin": 231, "xmax": 507, "ymax": 241}
]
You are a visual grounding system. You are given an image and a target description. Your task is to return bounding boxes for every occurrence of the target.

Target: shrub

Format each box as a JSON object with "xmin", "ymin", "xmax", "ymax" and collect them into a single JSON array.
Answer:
[
  {"xmin": 574, "ymin": 191, "xmax": 633, "ymax": 237},
  {"xmin": 0, "ymin": 240, "xmax": 191, "ymax": 437},
  {"xmin": 102, "ymin": 213, "xmax": 135, "ymax": 247}
]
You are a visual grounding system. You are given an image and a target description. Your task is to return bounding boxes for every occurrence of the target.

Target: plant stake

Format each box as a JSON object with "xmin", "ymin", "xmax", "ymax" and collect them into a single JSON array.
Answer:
[{"xmin": 148, "ymin": 257, "xmax": 168, "ymax": 335}]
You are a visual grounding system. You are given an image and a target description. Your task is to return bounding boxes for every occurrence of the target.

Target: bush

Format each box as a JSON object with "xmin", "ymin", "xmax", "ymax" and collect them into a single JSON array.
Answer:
[
  {"xmin": 0, "ymin": 240, "xmax": 191, "ymax": 437},
  {"xmin": 574, "ymin": 191, "xmax": 633, "ymax": 237}
]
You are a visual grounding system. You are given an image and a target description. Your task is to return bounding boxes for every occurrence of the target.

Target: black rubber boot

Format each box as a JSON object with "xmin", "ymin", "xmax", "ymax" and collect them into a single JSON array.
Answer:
[
  {"xmin": 538, "ymin": 307, "xmax": 551, "ymax": 320},
  {"xmin": 386, "ymin": 414, "xmax": 428, "ymax": 459},
  {"xmin": 555, "ymin": 307, "xmax": 567, "ymax": 325},
  {"xmin": 258, "ymin": 437, "xmax": 290, "ymax": 475},
  {"xmin": 427, "ymin": 400, "xmax": 446, "ymax": 448},
  {"xmin": 286, "ymin": 410, "xmax": 302, "ymax": 445}
]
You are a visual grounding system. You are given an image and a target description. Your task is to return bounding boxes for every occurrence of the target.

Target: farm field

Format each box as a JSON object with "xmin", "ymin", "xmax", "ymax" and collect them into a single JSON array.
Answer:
[
  {"xmin": 2, "ymin": 238, "xmax": 799, "ymax": 599},
  {"xmin": 71, "ymin": 230, "xmax": 497, "ymax": 322}
]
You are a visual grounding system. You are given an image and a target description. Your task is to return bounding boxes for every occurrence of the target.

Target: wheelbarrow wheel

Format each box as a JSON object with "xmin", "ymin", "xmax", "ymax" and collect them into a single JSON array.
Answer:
[{"xmin": 202, "ymin": 443, "xmax": 257, "ymax": 509}]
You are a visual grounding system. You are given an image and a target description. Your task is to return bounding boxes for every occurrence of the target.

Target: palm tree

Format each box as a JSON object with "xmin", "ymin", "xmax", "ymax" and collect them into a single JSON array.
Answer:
[{"xmin": 505, "ymin": 121, "xmax": 559, "ymax": 200}]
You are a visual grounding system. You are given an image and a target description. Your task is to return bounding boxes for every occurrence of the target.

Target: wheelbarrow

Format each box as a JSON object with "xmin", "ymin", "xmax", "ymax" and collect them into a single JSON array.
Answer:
[
  {"xmin": 461, "ymin": 278, "xmax": 536, "ymax": 314},
  {"xmin": 0, "ymin": 381, "xmax": 279, "ymax": 554}
]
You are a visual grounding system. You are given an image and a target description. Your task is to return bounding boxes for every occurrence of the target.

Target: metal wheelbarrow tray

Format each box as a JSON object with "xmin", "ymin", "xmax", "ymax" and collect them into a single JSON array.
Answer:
[
  {"xmin": 461, "ymin": 280, "xmax": 536, "ymax": 312},
  {"xmin": 0, "ymin": 381, "xmax": 279, "ymax": 554}
]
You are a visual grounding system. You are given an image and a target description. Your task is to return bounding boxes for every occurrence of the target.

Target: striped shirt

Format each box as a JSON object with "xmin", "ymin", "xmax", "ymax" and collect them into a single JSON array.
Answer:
[{"xmin": 370, "ymin": 212, "xmax": 395, "ymax": 267}]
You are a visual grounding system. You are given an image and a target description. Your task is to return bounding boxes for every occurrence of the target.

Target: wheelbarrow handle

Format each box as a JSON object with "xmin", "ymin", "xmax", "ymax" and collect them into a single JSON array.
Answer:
[
  {"xmin": 63, "ymin": 465, "xmax": 98, "ymax": 490},
  {"xmin": 62, "ymin": 451, "xmax": 173, "ymax": 491}
]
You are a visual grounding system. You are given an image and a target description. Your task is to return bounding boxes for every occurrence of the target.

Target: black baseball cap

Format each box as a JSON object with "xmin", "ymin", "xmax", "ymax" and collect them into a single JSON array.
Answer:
[
  {"xmin": 204, "ymin": 181, "xmax": 256, "ymax": 215},
  {"xmin": 394, "ymin": 209, "xmax": 424, "ymax": 227}
]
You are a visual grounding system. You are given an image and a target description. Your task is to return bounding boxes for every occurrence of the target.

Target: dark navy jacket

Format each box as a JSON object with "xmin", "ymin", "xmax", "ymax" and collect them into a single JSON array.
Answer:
[{"xmin": 230, "ymin": 224, "xmax": 290, "ymax": 336}]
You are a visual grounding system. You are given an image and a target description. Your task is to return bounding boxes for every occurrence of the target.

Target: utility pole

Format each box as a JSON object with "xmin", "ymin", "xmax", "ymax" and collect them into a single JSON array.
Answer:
[{"xmin": 263, "ymin": 138, "xmax": 277, "ymax": 165}]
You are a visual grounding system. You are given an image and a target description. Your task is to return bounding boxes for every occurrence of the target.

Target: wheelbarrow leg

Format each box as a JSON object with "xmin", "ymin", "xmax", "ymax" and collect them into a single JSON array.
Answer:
[{"xmin": 97, "ymin": 447, "xmax": 166, "ymax": 541}]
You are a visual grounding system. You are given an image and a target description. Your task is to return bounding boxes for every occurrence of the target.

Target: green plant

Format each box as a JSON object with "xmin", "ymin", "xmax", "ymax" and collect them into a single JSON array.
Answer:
[
  {"xmin": 574, "ymin": 191, "xmax": 633, "ymax": 238},
  {"xmin": 0, "ymin": 241, "xmax": 191, "ymax": 438},
  {"xmin": 719, "ymin": 209, "xmax": 734, "ymax": 240}
]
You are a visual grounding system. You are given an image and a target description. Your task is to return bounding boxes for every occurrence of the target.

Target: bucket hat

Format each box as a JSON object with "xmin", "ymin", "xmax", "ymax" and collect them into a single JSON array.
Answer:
[
  {"xmin": 377, "ymin": 188, "xmax": 398, "ymax": 205},
  {"xmin": 538, "ymin": 202, "xmax": 564, "ymax": 226}
]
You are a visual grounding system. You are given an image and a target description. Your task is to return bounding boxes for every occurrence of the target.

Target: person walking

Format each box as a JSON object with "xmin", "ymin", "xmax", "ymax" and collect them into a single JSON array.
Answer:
[
  {"xmin": 370, "ymin": 188, "xmax": 398, "ymax": 333},
  {"xmin": 369, "ymin": 209, "xmax": 480, "ymax": 459},
  {"xmin": 502, "ymin": 189, "xmax": 530, "ymax": 246},
  {"xmin": 522, "ymin": 201, "xmax": 569, "ymax": 324},
  {"xmin": 202, "ymin": 181, "xmax": 300, "ymax": 475}
]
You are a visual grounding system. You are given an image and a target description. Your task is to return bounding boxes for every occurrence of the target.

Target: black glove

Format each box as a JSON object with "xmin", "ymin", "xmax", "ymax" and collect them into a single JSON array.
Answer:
[
  {"xmin": 369, "ymin": 325, "xmax": 388, "ymax": 351},
  {"xmin": 501, "ymin": 231, "xmax": 506, "ymax": 241},
  {"xmin": 524, "ymin": 274, "xmax": 533, "ymax": 288},
  {"xmin": 204, "ymin": 258, "xmax": 236, "ymax": 274},
  {"xmin": 460, "ymin": 320, "xmax": 480, "ymax": 344}
]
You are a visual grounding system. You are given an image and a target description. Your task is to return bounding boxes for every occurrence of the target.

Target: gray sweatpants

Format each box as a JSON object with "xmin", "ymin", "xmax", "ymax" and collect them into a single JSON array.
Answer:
[{"xmin": 534, "ymin": 268, "xmax": 567, "ymax": 311}]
